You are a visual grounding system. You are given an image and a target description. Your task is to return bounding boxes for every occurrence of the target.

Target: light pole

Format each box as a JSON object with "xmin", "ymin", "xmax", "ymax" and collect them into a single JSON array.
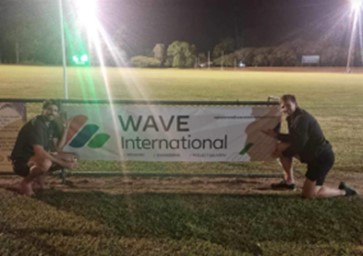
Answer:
[
  {"xmin": 346, "ymin": 0, "xmax": 363, "ymax": 73},
  {"xmin": 58, "ymin": 0, "xmax": 68, "ymax": 99}
]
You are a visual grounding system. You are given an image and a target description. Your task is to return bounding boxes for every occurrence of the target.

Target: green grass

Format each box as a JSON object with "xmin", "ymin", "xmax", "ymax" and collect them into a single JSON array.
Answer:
[
  {"xmin": 1, "ymin": 65, "xmax": 363, "ymax": 255},
  {"xmin": 1, "ymin": 66, "xmax": 363, "ymax": 113},
  {"xmin": 1, "ymin": 65, "xmax": 362, "ymax": 172},
  {"xmin": 0, "ymin": 190, "xmax": 362, "ymax": 255}
]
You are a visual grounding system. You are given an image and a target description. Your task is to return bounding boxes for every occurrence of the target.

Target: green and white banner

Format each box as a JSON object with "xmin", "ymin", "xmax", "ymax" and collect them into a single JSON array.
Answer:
[{"xmin": 62, "ymin": 105, "xmax": 281, "ymax": 162}]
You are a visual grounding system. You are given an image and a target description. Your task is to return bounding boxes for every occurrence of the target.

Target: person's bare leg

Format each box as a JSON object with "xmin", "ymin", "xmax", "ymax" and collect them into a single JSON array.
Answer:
[
  {"xmin": 317, "ymin": 186, "xmax": 346, "ymax": 198},
  {"xmin": 19, "ymin": 165, "xmax": 44, "ymax": 196},
  {"xmin": 19, "ymin": 179, "xmax": 34, "ymax": 196},
  {"xmin": 279, "ymin": 155, "xmax": 295, "ymax": 184},
  {"xmin": 302, "ymin": 179, "xmax": 345, "ymax": 199},
  {"xmin": 33, "ymin": 174, "xmax": 46, "ymax": 191},
  {"xmin": 19, "ymin": 158, "xmax": 52, "ymax": 196},
  {"xmin": 275, "ymin": 142, "xmax": 295, "ymax": 184}
]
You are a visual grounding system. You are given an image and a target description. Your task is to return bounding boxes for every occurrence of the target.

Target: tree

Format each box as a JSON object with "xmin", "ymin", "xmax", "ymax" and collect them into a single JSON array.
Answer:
[
  {"xmin": 130, "ymin": 56, "xmax": 161, "ymax": 67},
  {"xmin": 269, "ymin": 47, "xmax": 298, "ymax": 66},
  {"xmin": 166, "ymin": 41, "xmax": 197, "ymax": 68},
  {"xmin": 212, "ymin": 37, "xmax": 235, "ymax": 59},
  {"xmin": 185, "ymin": 44, "xmax": 197, "ymax": 67},
  {"xmin": 321, "ymin": 46, "xmax": 342, "ymax": 66},
  {"xmin": 280, "ymin": 38, "xmax": 322, "ymax": 61},
  {"xmin": 235, "ymin": 47, "xmax": 256, "ymax": 66},
  {"xmin": 252, "ymin": 48, "xmax": 271, "ymax": 66},
  {"xmin": 213, "ymin": 53, "xmax": 237, "ymax": 67}
]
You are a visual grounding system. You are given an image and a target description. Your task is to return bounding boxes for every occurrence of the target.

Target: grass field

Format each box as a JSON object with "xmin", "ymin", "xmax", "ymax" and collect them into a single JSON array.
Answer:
[
  {"xmin": 1, "ymin": 65, "xmax": 363, "ymax": 172},
  {"xmin": 0, "ymin": 65, "xmax": 363, "ymax": 255}
]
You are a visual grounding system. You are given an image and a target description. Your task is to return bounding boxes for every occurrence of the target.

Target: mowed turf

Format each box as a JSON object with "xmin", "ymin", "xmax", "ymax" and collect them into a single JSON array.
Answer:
[
  {"xmin": 0, "ymin": 65, "xmax": 363, "ymax": 255},
  {"xmin": 0, "ymin": 65, "xmax": 362, "ymax": 171}
]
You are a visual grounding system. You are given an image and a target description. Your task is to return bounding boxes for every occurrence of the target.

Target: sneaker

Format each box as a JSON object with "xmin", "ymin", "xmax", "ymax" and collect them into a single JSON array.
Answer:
[
  {"xmin": 271, "ymin": 180, "xmax": 296, "ymax": 190},
  {"xmin": 338, "ymin": 182, "xmax": 357, "ymax": 196}
]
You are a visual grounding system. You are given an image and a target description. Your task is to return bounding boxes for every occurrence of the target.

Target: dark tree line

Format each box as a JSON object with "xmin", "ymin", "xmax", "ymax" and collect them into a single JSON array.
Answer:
[
  {"xmin": 132, "ymin": 38, "xmax": 361, "ymax": 68},
  {"xmin": 0, "ymin": 1, "xmax": 361, "ymax": 67}
]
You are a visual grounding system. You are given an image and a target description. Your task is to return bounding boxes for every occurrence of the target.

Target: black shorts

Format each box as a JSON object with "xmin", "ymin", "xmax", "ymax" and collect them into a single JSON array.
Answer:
[
  {"xmin": 12, "ymin": 158, "xmax": 31, "ymax": 177},
  {"xmin": 305, "ymin": 149, "xmax": 335, "ymax": 186}
]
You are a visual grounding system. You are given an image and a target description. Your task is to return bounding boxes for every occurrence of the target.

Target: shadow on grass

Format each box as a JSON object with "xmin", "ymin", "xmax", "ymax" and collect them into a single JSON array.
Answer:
[{"xmin": 36, "ymin": 190, "xmax": 363, "ymax": 254}]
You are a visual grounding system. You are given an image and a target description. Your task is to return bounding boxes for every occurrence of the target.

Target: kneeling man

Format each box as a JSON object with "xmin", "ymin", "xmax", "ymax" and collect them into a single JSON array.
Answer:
[
  {"xmin": 264, "ymin": 94, "xmax": 357, "ymax": 198},
  {"xmin": 10, "ymin": 99, "xmax": 78, "ymax": 196}
]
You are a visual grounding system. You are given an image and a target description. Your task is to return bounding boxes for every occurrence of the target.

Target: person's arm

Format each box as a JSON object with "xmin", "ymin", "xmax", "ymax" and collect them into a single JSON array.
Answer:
[
  {"xmin": 53, "ymin": 119, "xmax": 69, "ymax": 152},
  {"xmin": 30, "ymin": 119, "xmax": 75, "ymax": 168},
  {"xmin": 33, "ymin": 144, "xmax": 76, "ymax": 169},
  {"xmin": 56, "ymin": 124, "xmax": 67, "ymax": 152},
  {"xmin": 262, "ymin": 121, "xmax": 291, "ymax": 142},
  {"xmin": 262, "ymin": 129, "xmax": 290, "ymax": 142},
  {"xmin": 282, "ymin": 115, "xmax": 310, "ymax": 157},
  {"xmin": 276, "ymin": 133, "xmax": 290, "ymax": 142}
]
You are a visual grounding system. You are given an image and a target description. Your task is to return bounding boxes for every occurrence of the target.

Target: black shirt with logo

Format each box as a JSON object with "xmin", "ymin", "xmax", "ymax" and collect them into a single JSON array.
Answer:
[{"xmin": 10, "ymin": 115, "xmax": 61, "ymax": 161}]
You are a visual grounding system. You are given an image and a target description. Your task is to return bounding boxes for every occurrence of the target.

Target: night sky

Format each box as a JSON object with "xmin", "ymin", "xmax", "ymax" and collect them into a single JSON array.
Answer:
[
  {"xmin": 0, "ymin": 0, "xmax": 352, "ymax": 55},
  {"xmin": 100, "ymin": 0, "xmax": 350, "ymax": 54}
]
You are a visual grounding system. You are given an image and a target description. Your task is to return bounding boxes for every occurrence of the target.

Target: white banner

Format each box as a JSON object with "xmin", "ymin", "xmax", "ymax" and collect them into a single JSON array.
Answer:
[{"xmin": 62, "ymin": 105, "xmax": 281, "ymax": 162}]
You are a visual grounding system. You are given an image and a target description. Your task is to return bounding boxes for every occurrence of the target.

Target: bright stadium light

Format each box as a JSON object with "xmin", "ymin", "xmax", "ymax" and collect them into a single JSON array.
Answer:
[
  {"xmin": 351, "ymin": 0, "xmax": 363, "ymax": 11},
  {"xmin": 57, "ymin": 0, "xmax": 99, "ymax": 98},
  {"xmin": 72, "ymin": 54, "xmax": 89, "ymax": 65},
  {"xmin": 81, "ymin": 54, "xmax": 89, "ymax": 62},
  {"xmin": 74, "ymin": 0, "xmax": 98, "ymax": 38},
  {"xmin": 75, "ymin": 0, "xmax": 97, "ymax": 24}
]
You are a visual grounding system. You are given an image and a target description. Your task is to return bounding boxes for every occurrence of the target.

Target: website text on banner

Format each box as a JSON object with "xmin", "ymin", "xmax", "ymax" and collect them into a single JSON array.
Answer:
[
  {"xmin": 62, "ymin": 105, "xmax": 281, "ymax": 162},
  {"xmin": 0, "ymin": 102, "xmax": 26, "ymax": 172}
]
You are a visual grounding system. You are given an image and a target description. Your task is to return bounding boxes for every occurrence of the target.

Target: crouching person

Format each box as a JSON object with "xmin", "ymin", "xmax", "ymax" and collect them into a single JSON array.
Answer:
[
  {"xmin": 10, "ymin": 99, "xmax": 78, "ymax": 196},
  {"xmin": 263, "ymin": 94, "xmax": 357, "ymax": 198}
]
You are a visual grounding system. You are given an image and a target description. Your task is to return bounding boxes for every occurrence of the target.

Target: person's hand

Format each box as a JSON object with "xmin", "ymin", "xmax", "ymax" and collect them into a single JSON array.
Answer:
[
  {"xmin": 262, "ymin": 129, "xmax": 277, "ymax": 138},
  {"xmin": 63, "ymin": 159, "xmax": 78, "ymax": 169}
]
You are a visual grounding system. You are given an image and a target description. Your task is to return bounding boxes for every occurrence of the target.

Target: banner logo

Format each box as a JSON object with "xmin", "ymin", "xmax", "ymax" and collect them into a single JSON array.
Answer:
[{"xmin": 66, "ymin": 115, "xmax": 110, "ymax": 148}]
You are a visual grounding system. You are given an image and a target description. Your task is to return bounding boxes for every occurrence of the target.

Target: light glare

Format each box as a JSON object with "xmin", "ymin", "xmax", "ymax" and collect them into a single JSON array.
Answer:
[
  {"xmin": 72, "ymin": 54, "xmax": 89, "ymax": 65},
  {"xmin": 75, "ymin": 0, "xmax": 97, "ymax": 26},
  {"xmin": 351, "ymin": 0, "xmax": 363, "ymax": 11}
]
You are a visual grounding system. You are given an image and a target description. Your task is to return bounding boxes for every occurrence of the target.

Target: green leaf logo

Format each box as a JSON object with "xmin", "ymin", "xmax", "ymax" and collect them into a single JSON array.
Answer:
[{"xmin": 239, "ymin": 143, "xmax": 254, "ymax": 155}]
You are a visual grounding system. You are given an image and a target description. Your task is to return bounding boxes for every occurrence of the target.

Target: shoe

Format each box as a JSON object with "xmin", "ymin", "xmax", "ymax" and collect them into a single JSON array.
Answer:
[
  {"xmin": 338, "ymin": 182, "xmax": 357, "ymax": 196},
  {"xmin": 271, "ymin": 180, "xmax": 296, "ymax": 190}
]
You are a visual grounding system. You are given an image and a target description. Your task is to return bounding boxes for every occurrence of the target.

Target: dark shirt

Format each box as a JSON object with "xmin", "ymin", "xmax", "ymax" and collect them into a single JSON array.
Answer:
[
  {"xmin": 277, "ymin": 108, "xmax": 331, "ymax": 163},
  {"xmin": 10, "ymin": 115, "xmax": 61, "ymax": 161}
]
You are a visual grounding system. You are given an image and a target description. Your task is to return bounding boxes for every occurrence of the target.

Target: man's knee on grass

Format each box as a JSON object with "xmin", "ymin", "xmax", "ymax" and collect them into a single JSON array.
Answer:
[
  {"xmin": 302, "ymin": 178, "xmax": 319, "ymax": 199},
  {"xmin": 302, "ymin": 178, "xmax": 335, "ymax": 199}
]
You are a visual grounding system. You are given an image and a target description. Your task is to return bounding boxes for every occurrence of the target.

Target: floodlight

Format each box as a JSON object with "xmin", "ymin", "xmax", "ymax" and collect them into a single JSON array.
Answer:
[
  {"xmin": 72, "ymin": 56, "xmax": 79, "ymax": 63},
  {"xmin": 351, "ymin": 0, "xmax": 363, "ymax": 11},
  {"xmin": 81, "ymin": 54, "xmax": 89, "ymax": 62},
  {"xmin": 72, "ymin": 54, "xmax": 89, "ymax": 65},
  {"xmin": 75, "ymin": 0, "xmax": 97, "ymax": 27}
]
